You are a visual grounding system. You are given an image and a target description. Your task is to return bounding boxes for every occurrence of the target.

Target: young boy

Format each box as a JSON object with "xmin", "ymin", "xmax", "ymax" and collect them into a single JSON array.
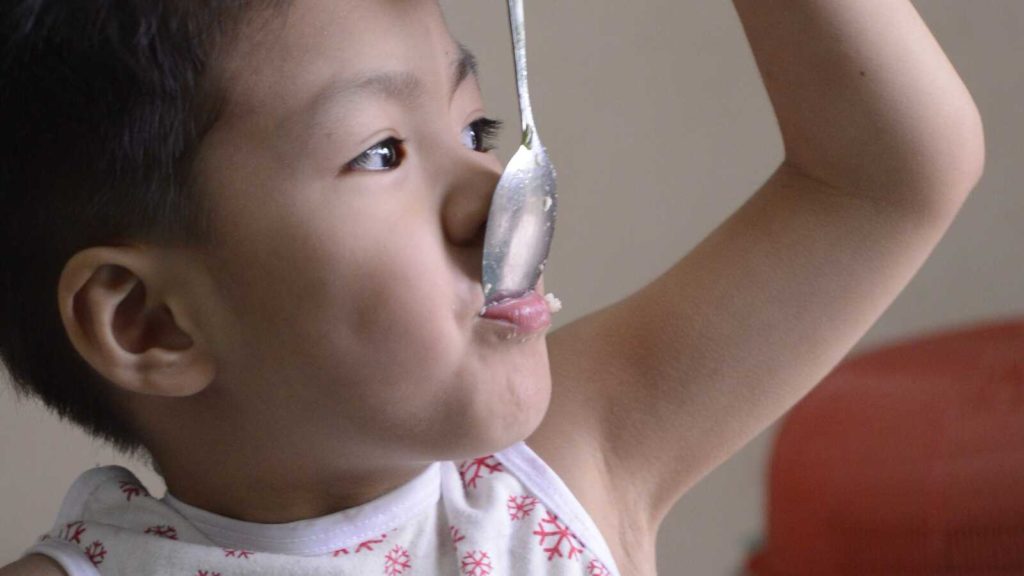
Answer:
[{"xmin": 1, "ymin": 0, "xmax": 983, "ymax": 574}]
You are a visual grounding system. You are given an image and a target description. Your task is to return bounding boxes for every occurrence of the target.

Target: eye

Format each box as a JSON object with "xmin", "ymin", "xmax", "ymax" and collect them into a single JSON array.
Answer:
[
  {"xmin": 345, "ymin": 137, "xmax": 407, "ymax": 172},
  {"xmin": 460, "ymin": 117, "xmax": 503, "ymax": 153}
]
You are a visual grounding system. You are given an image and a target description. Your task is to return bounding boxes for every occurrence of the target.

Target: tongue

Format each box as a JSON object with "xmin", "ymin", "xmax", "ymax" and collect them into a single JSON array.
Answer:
[{"xmin": 480, "ymin": 290, "xmax": 552, "ymax": 331}]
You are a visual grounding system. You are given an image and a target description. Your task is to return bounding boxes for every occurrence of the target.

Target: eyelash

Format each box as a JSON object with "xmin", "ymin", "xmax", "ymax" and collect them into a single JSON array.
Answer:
[
  {"xmin": 344, "ymin": 117, "xmax": 504, "ymax": 173},
  {"xmin": 467, "ymin": 117, "xmax": 503, "ymax": 154}
]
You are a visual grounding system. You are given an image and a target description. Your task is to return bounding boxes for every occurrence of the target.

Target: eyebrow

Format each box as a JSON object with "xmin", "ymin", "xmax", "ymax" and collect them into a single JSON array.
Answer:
[
  {"xmin": 450, "ymin": 41, "xmax": 479, "ymax": 99},
  {"xmin": 309, "ymin": 41, "xmax": 479, "ymax": 120}
]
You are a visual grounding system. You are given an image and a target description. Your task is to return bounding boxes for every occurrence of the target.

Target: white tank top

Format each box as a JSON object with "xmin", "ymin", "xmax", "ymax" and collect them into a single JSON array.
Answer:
[{"xmin": 19, "ymin": 441, "xmax": 621, "ymax": 575}]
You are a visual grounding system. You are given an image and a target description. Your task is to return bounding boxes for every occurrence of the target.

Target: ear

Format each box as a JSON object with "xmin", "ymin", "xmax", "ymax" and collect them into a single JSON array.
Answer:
[{"xmin": 57, "ymin": 245, "xmax": 216, "ymax": 397}]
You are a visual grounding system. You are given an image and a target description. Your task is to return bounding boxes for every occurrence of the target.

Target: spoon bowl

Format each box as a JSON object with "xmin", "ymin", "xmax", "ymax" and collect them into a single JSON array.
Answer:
[{"xmin": 481, "ymin": 0, "xmax": 558, "ymax": 309}]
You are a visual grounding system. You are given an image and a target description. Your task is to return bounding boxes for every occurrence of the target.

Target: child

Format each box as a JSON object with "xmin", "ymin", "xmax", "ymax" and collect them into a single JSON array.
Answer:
[{"xmin": 0, "ymin": 0, "xmax": 983, "ymax": 574}]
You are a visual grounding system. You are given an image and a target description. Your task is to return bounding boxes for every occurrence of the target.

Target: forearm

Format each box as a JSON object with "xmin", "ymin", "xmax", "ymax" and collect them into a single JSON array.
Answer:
[{"xmin": 732, "ymin": 0, "xmax": 984, "ymax": 203}]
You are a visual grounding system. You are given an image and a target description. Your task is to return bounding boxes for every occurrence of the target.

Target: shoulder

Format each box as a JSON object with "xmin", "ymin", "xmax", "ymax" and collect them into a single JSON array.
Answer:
[{"xmin": 0, "ymin": 555, "xmax": 68, "ymax": 576}]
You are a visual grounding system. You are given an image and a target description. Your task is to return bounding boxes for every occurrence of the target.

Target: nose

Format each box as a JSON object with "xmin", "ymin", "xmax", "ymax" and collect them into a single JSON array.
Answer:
[{"xmin": 440, "ymin": 151, "xmax": 502, "ymax": 249}]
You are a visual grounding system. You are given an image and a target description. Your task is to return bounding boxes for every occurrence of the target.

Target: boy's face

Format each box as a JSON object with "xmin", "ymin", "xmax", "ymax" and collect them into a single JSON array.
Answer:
[{"xmin": 188, "ymin": 0, "xmax": 551, "ymax": 466}]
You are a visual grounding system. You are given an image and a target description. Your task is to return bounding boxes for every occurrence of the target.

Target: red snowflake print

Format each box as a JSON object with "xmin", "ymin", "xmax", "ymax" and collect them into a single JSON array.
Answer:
[
  {"xmin": 84, "ymin": 541, "xmax": 107, "ymax": 566},
  {"xmin": 449, "ymin": 525, "xmax": 466, "ymax": 549},
  {"xmin": 461, "ymin": 550, "xmax": 493, "ymax": 576},
  {"xmin": 507, "ymin": 494, "xmax": 539, "ymax": 521},
  {"xmin": 117, "ymin": 479, "xmax": 149, "ymax": 501},
  {"xmin": 533, "ymin": 510, "xmax": 585, "ymax": 561},
  {"xmin": 223, "ymin": 548, "xmax": 255, "ymax": 559},
  {"xmin": 59, "ymin": 521, "xmax": 86, "ymax": 544},
  {"xmin": 330, "ymin": 532, "xmax": 389, "ymax": 557},
  {"xmin": 196, "ymin": 571, "xmax": 222, "ymax": 576},
  {"xmin": 383, "ymin": 544, "xmax": 411, "ymax": 575},
  {"xmin": 588, "ymin": 559, "xmax": 612, "ymax": 575},
  {"xmin": 355, "ymin": 532, "xmax": 388, "ymax": 553},
  {"xmin": 144, "ymin": 524, "xmax": 179, "ymax": 540},
  {"xmin": 458, "ymin": 455, "xmax": 504, "ymax": 489}
]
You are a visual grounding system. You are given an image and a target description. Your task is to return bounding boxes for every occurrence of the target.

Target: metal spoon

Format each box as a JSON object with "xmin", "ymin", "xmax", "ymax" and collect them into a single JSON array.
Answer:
[{"xmin": 480, "ymin": 0, "xmax": 558, "ymax": 308}]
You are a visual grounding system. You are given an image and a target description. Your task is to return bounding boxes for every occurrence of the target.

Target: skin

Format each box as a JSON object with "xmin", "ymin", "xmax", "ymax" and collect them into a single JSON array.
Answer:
[{"xmin": 57, "ymin": 0, "xmax": 550, "ymax": 523}]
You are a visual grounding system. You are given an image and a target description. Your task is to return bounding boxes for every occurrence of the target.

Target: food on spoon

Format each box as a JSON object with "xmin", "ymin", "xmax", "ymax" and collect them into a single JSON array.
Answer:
[{"xmin": 544, "ymin": 292, "xmax": 562, "ymax": 314}]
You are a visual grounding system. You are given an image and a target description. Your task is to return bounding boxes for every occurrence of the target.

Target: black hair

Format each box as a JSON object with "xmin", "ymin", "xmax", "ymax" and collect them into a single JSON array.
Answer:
[{"xmin": 0, "ymin": 1, "xmax": 282, "ymax": 462}]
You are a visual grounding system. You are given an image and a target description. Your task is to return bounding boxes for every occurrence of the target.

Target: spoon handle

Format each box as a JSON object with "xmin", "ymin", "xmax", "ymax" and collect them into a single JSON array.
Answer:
[{"xmin": 508, "ymin": 0, "xmax": 536, "ymax": 147}]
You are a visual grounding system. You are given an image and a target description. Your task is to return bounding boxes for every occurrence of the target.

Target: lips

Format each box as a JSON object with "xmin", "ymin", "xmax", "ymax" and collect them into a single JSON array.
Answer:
[{"xmin": 478, "ymin": 290, "xmax": 552, "ymax": 333}]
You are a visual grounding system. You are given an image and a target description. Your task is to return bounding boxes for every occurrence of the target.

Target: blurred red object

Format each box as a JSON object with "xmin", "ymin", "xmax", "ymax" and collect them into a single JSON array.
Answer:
[{"xmin": 745, "ymin": 318, "xmax": 1024, "ymax": 575}]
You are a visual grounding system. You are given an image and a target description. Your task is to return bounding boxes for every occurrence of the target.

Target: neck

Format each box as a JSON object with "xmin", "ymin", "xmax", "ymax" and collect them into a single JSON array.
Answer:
[{"xmin": 136, "ymin": 396, "xmax": 433, "ymax": 524}]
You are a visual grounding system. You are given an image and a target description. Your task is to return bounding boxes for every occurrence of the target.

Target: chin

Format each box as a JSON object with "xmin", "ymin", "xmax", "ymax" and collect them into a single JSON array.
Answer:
[
  {"xmin": 430, "ymin": 390, "xmax": 550, "ymax": 462},
  {"xmin": 481, "ymin": 380, "xmax": 551, "ymax": 455},
  {"xmin": 415, "ymin": 356, "xmax": 552, "ymax": 461}
]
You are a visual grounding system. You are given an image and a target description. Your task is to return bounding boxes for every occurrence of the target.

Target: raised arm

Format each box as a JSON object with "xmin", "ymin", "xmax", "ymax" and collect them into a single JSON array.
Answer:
[
  {"xmin": 732, "ymin": 0, "xmax": 985, "ymax": 204},
  {"xmin": 532, "ymin": 1, "xmax": 985, "ymax": 545}
]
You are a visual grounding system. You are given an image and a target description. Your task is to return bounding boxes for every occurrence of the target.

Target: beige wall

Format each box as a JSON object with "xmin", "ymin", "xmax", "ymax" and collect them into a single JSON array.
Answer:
[{"xmin": 2, "ymin": 1, "xmax": 1021, "ymax": 573}]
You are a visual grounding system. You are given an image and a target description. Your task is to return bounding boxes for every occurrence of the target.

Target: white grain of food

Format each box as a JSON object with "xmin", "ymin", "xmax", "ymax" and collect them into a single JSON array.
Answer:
[{"xmin": 544, "ymin": 292, "xmax": 563, "ymax": 314}]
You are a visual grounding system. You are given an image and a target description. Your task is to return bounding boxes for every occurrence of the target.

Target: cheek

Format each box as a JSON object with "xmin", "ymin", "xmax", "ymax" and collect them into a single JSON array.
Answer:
[
  {"xmin": 279, "ymin": 213, "xmax": 459, "ymax": 377},
  {"xmin": 346, "ymin": 249, "xmax": 465, "ymax": 383}
]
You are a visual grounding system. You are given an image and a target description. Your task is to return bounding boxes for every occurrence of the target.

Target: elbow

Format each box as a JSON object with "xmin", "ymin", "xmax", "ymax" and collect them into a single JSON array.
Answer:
[
  {"xmin": 784, "ymin": 104, "xmax": 987, "ymax": 218},
  {"xmin": 898, "ymin": 104, "xmax": 987, "ymax": 219},
  {"xmin": 942, "ymin": 103, "xmax": 986, "ymax": 193}
]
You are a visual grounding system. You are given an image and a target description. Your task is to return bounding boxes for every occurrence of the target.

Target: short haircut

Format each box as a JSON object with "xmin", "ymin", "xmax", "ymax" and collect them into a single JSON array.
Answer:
[{"xmin": 0, "ymin": 0, "xmax": 285, "ymax": 463}]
